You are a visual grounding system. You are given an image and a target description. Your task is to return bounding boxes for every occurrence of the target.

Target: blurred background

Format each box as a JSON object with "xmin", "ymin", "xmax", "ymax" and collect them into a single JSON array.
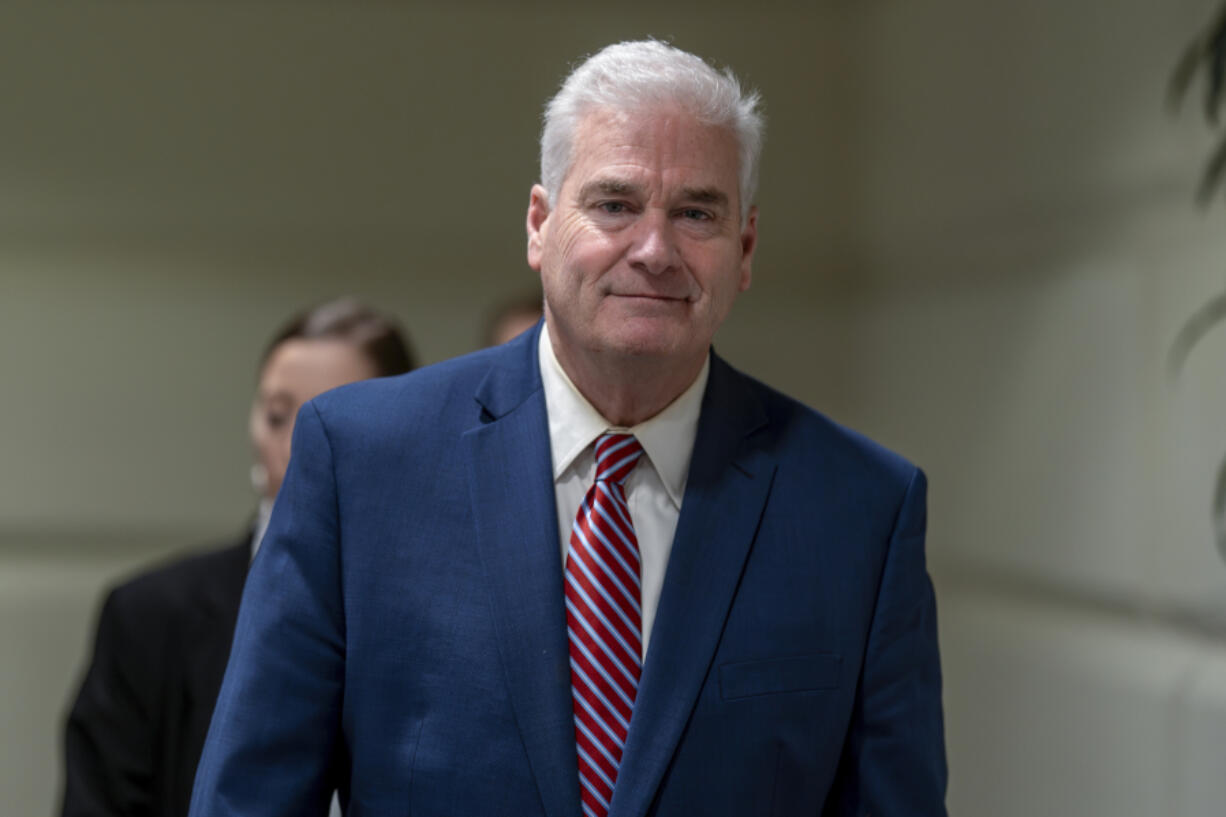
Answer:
[{"xmin": 4, "ymin": 0, "xmax": 1226, "ymax": 813}]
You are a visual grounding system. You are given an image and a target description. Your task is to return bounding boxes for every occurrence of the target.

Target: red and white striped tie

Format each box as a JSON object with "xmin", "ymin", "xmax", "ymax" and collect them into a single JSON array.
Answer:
[{"xmin": 565, "ymin": 433, "xmax": 644, "ymax": 817}]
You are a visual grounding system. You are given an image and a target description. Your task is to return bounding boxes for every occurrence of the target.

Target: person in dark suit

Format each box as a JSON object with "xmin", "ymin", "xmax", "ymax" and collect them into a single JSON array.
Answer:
[
  {"xmin": 60, "ymin": 298, "xmax": 415, "ymax": 817},
  {"xmin": 190, "ymin": 41, "xmax": 947, "ymax": 817}
]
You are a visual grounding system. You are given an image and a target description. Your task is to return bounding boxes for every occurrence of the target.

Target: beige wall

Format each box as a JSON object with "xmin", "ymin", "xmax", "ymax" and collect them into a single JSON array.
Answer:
[{"xmin": 4, "ymin": 1, "xmax": 1226, "ymax": 814}]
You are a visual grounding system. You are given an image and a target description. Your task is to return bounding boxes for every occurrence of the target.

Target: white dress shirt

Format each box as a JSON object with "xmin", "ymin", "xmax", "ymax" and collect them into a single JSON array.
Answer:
[
  {"xmin": 538, "ymin": 325, "xmax": 708, "ymax": 658},
  {"xmin": 250, "ymin": 496, "xmax": 274, "ymax": 559}
]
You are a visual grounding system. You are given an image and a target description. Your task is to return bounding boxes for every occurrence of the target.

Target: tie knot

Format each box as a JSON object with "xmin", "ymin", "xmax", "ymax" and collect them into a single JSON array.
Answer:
[{"xmin": 595, "ymin": 433, "xmax": 643, "ymax": 485}]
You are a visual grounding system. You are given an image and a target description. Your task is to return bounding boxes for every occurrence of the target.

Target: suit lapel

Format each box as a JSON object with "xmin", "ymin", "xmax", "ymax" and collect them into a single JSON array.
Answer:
[
  {"xmin": 610, "ymin": 355, "xmax": 776, "ymax": 817},
  {"xmin": 462, "ymin": 327, "xmax": 580, "ymax": 817}
]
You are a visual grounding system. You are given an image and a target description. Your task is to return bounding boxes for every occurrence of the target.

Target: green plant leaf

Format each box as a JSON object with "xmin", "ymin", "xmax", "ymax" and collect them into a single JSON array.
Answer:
[
  {"xmin": 1196, "ymin": 136, "xmax": 1226, "ymax": 205},
  {"xmin": 1168, "ymin": 289, "xmax": 1226, "ymax": 377},
  {"xmin": 1213, "ymin": 454, "xmax": 1226, "ymax": 565}
]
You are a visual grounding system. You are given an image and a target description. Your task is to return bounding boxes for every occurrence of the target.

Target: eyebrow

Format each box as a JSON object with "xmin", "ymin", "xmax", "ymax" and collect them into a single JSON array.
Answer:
[
  {"xmin": 577, "ymin": 179, "xmax": 644, "ymax": 200},
  {"xmin": 576, "ymin": 180, "xmax": 731, "ymax": 211},
  {"xmin": 258, "ymin": 390, "xmax": 294, "ymax": 406},
  {"xmin": 680, "ymin": 187, "xmax": 730, "ymax": 209}
]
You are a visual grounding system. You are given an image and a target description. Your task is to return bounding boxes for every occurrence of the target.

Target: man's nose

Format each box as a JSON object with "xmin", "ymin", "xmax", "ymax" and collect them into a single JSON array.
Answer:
[{"xmin": 626, "ymin": 211, "xmax": 680, "ymax": 275}]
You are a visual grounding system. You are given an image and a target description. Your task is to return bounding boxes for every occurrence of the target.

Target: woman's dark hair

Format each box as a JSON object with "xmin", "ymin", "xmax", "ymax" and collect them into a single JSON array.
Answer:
[{"xmin": 261, "ymin": 298, "xmax": 416, "ymax": 377}]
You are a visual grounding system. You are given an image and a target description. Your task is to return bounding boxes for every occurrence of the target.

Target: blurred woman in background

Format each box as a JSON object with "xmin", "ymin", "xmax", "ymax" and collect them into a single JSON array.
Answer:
[{"xmin": 61, "ymin": 298, "xmax": 415, "ymax": 817}]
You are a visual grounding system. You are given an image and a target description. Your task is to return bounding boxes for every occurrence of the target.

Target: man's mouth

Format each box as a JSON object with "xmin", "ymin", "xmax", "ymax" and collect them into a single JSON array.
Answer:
[{"xmin": 610, "ymin": 293, "xmax": 689, "ymax": 302}]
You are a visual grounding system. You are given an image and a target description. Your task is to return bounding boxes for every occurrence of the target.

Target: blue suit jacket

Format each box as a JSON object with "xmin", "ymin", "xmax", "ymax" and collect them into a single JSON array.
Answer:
[{"xmin": 190, "ymin": 324, "xmax": 946, "ymax": 817}]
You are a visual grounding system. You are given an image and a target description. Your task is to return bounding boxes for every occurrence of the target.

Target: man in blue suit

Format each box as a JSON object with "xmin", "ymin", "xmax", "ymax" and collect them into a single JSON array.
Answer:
[{"xmin": 190, "ymin": 40, "xmax": 946, "ymax": 817}]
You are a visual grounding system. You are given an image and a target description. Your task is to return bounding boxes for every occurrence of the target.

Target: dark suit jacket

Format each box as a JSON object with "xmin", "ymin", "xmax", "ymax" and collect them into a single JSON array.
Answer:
[
  {"xmin": 191, "ymin": 324, "xmax": 946, "ymax": 817},
  {"xmin": 63, "ymin": 537, "xmax": 250, "ymax": 817}
]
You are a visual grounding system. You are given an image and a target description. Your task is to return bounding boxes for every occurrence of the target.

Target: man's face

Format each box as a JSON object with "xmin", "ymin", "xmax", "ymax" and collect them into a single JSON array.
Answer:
[{"xmin": 527, "ymin": 107, "xmax": 757, "ymax": 372}]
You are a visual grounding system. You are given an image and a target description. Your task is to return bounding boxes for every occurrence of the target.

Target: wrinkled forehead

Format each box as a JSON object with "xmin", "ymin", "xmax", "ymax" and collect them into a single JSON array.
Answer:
[{"xmin": 565, "ymin": 106, "xmax": 742, "ymax": 197}]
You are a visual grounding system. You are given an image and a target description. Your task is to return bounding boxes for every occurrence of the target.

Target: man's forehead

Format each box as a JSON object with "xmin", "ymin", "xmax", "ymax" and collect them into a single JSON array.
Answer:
[{"xmin": 566, "ymin": 107, "xmax": 740, "ymax": 191}]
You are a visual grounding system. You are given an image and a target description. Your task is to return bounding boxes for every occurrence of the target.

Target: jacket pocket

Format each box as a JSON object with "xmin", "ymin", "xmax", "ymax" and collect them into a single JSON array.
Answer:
[{"xmin": 718, "ymin": 653, "xmax": 842, "ymax": 701}]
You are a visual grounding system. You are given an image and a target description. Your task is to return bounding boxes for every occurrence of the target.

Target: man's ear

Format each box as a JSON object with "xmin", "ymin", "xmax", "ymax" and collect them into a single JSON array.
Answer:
[
  {"xmin": 738, "ymin": 205, "xmax": 758, "ymax": 291},
  {"xmin": 526, "ymin": 184, "xmax": 551, "ymax": 272}
]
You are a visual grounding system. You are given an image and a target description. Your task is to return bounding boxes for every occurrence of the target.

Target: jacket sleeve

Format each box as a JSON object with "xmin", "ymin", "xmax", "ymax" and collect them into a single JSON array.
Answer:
[
  {"xmin": 61, "ymin": 587, "xmax": 162, "ymax": 817},
  {"xmin": 190, "ymin": 402, "xmax": 346, "ymax": 817},
  {"xmin": 822, "ymin": 468, "xmax": 948, "ymax": 816}
]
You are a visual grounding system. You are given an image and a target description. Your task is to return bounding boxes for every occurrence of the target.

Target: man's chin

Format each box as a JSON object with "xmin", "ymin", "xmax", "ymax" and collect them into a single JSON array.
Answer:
[{"xmin": 597, "ymin": 325, "xmax": 692, "ymax": 361}]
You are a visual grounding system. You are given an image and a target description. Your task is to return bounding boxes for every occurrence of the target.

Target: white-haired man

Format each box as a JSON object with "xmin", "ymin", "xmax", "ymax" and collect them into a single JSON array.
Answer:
[{"xmin": 191, "ymin": 40, "xmax": 947, "ymax": 817}]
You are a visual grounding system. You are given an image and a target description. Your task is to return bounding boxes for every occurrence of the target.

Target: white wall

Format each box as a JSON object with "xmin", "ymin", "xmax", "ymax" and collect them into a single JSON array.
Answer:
[{"xmin": 841, "ymin": 0, "xmax": 1226, "ymax": 814}]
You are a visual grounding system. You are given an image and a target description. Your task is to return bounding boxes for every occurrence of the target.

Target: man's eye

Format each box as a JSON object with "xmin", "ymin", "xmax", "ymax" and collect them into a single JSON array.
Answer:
[
  {"xmin": 680, "ymin": 208, "xmax": 712, "ymax": 221},
  {"xmin": 598, "ymin": 201, "xmax": 627, "ymax": 214}
]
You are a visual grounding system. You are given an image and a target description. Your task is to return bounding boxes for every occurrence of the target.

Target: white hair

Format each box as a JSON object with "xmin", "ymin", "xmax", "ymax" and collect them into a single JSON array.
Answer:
[{"xmin": 540, "ymin": 39, "xmax": 764, "ymax": 222}]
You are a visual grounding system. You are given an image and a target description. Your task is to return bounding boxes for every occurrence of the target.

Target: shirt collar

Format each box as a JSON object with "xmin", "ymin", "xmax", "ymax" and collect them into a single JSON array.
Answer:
[
  {"xmin": 538, "ymin": 323, "xmax": 708, "ymax": 509},
  {"xmin": 250, "ymin": 496, "xmax": 274, "ymax": 560}
]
